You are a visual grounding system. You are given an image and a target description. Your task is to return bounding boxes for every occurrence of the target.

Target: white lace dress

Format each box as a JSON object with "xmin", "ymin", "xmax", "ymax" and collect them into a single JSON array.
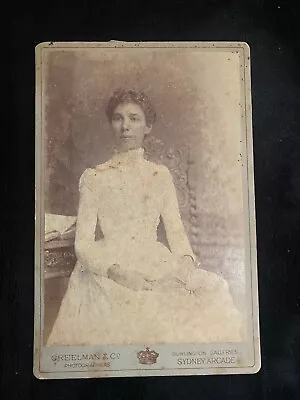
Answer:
[{"xmin": 47, "ymin": 148, "xmax": 243, "ymax": 346}]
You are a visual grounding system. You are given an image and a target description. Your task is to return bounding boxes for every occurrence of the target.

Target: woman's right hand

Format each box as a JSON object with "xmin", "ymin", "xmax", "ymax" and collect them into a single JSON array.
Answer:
[{"xmin": 107, "ymin": 264, "xmax": 155, "ymax": 291}]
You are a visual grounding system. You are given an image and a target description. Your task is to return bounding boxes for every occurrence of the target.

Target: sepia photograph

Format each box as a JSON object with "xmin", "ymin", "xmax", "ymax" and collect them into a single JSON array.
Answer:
[{"xmin": 35, "ymin": 41, "xmax": 260, "ymax": 378}]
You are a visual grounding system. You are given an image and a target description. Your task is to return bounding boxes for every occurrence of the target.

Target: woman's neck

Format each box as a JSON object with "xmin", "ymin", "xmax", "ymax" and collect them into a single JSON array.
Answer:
[{"xmin": 112, "ymin": 147, "xmax": 144, "ymax": 165}]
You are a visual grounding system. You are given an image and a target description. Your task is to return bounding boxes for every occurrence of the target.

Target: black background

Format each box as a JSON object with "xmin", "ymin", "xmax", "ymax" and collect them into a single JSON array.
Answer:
[{"xmin": 5, "ymin": 0, "xmax": 300, "ymax": 399}]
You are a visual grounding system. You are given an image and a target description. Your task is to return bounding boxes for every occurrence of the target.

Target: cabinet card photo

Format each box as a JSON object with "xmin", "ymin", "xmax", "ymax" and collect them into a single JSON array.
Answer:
[{"xmin": 34, "ymin": 41, "xmax": 260, "ymax": 378}]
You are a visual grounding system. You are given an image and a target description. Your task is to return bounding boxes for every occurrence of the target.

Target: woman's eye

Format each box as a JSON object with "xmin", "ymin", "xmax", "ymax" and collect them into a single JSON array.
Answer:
[
  {"xmin": 112, "ymin": 115, "xmax": 122, "ymax": 122},
  {"xmin": 130, "ymin": 116, "xmax": 139, "ymax": 122}
]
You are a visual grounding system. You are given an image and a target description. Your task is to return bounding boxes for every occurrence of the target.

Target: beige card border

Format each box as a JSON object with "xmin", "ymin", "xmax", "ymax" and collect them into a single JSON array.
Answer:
[{"xmin": 34, "ymin": 41, "xmax": 260, "ymax": 379}]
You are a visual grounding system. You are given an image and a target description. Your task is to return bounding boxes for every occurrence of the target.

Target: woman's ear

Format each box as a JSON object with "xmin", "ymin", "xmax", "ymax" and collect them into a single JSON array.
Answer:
[{"xmin": 144, "ymin": 125, "xmax": 152, "ymax": 135}]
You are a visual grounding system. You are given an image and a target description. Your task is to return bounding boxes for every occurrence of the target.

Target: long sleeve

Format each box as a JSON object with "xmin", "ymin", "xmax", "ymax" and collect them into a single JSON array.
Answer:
[
  {"xmin": 160, "ymin": 167, "xmax": 195, "ymax": 261},
  {"xmin": 74, "ymin": 169, "xmax": 108, "ymax": 276}
]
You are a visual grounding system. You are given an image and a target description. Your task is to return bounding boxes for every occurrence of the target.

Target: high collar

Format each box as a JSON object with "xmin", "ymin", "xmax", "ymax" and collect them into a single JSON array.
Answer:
[{"xmin": 111, "ymin": 148, "xmax": 145, "ymax": 166}]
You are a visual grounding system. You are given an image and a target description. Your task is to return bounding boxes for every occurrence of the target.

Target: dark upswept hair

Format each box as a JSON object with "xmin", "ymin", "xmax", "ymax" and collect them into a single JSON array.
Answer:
[{"xmin": 106, "ymin": 89, "xmax": 156, "ymax": 126}]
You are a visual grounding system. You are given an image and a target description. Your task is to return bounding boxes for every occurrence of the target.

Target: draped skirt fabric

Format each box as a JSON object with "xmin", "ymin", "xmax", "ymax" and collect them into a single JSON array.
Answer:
[{"xmin": 47, "ymin": 244, "xmax": 243, "ymax": 346}]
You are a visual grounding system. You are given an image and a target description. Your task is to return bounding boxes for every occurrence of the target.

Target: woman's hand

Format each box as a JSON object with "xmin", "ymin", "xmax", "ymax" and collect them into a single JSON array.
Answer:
[
  {"xmin": 174, "ymin": 255, "xmax": 197, "ymax": 282},
  {"xmin": 173, "ymin": 255, "xmax": 204, "ymax": 293},
  {"xmin": 107, "ymin": 264, "xmax": 155, "ymax": 291},
  {"xmin": 184, "ymin": 265, "xmax": 227, "ymax": 294}
]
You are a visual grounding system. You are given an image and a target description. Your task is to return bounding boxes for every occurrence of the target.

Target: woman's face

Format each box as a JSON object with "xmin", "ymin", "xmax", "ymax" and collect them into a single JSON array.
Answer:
[{"xmin": 111, "ymin": 102, "xmax": 152, "ymax": 152}]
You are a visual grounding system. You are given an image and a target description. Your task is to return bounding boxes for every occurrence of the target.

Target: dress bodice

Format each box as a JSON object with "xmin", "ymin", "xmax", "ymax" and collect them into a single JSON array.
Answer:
[{"xmin": 91, "ymin": 149, "xmax": 164, "ymax": 244}]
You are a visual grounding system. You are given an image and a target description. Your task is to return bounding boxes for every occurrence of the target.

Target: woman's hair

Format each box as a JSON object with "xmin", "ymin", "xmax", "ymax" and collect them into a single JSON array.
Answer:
[{"xmin": 106, "ymin": 89, "xmax": 156, "ymax": 126}]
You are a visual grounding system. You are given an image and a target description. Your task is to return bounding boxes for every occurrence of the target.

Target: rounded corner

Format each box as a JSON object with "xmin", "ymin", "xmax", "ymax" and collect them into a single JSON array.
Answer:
[
  {"xmin": 250, "ymin": 361, "xmax": 261, "ymax": 374},
  {"xmin": 35, "ymin": 42, "xmax": 53, "ymax": 52},
  {"xmin": 240, "ymin": 42, "xmax": 251, "ymax": 55},
  {"xmin": 33, "ymin": 366, "xmax": 44, "ymax": 380}
]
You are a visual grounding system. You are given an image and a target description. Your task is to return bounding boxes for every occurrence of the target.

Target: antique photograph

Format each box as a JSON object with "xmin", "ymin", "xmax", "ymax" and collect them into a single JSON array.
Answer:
[{"xmin": 35, "ymin": 41, "xmax": 260, "ymax": 378}]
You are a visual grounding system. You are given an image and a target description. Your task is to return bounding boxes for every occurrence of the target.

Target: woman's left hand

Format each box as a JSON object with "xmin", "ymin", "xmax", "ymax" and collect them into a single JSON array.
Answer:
[
  {"xmin": 174, "ymin": 255, "xmax": 197, "ymax": 283},
  {"xmin": 175, "ymin": 255, "xmax": 205, "ymax": 293}
]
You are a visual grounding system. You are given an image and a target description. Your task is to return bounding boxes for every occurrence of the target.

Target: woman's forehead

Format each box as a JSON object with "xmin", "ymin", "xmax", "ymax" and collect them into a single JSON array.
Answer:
[{"xmin": 113, "ymin": 102, "xmax": 145, "ymax": 115}]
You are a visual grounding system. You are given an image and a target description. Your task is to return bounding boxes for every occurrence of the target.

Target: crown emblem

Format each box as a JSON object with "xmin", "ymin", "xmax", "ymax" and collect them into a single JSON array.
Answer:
[{"xmin": 137, "ymin": 347, "xmax": 159, "ymax": 365}]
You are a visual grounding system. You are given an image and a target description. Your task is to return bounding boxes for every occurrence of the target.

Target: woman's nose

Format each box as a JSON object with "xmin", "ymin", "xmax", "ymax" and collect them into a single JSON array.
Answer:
[{"xmin": 122, "ymin": 118, "xmax": 130, "ymax": 131}]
